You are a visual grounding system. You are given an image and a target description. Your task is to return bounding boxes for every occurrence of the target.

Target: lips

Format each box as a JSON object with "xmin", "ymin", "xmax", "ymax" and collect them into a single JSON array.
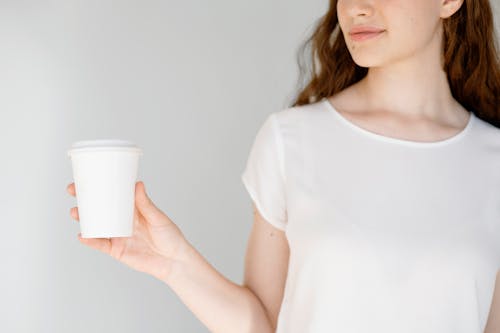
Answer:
[
  {"xmin": 348, "ymin": 26, "xmax": 385, "ymax": 42},
  {"xmin": 350, "ymin": 31, "xmax": 384, "ymax": 41},
  {"xmin": 349, "ymin": 25, "xmax": 385, "ymax": 35}
]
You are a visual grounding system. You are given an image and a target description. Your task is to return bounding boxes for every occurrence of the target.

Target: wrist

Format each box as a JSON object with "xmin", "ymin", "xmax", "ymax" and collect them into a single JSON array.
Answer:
[{"xmin": 157, "ymin": 237, "xmax": 195, "ymax": 285}]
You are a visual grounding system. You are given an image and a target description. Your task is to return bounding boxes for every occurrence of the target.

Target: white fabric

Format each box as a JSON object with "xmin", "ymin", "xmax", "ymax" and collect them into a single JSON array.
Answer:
[{"xmin": 240, "ymin": 97, "xmax": 500, "ymax": 333}]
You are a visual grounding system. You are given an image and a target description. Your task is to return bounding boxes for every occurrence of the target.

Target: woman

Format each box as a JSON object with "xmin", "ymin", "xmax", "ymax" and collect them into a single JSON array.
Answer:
[{"xmin": 67, "ymin": 0, "xmax": 500, "ymax": 332}]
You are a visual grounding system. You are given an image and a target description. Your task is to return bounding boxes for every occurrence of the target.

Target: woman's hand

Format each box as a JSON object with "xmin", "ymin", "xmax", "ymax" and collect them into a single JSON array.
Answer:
[{"xmin": 67, "ymin": 181, "xmax": 187, "ymax": 281}]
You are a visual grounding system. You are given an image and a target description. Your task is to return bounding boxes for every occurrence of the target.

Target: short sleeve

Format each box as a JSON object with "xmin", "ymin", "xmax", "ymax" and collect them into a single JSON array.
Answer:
[{"xmin": 241, "ymin": 113, "xmax": 287, "ymax": 231}]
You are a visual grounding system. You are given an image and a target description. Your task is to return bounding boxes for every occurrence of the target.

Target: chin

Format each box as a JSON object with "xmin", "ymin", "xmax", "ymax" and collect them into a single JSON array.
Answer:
[
  {"xmin": 344, "ymin": 34, "xmax": 395, "ymax": 68},
  {"xmin": 349, "ymin": 55, "xmax": 387, "ymax": 69}
]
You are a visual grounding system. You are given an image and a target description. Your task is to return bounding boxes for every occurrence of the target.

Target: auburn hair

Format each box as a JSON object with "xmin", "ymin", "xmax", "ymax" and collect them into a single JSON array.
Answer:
[{"xmin": 290, "ymin": 0, "xmax": 500, "ymax": 128}]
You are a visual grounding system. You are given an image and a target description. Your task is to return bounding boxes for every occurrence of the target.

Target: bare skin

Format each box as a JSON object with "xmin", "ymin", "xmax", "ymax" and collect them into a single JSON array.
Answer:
[
  {"xmin": 326, "ymin": 82, "xmax": 471, "ymax": 143},
  {"xmin": 68, "ymin": 181, "xmax": 187, "ymax": 281},
  {"xmin": 67, "ymin": 182, "xmax": 282, "ymax": 332},
  {"xmin": 336, "ymin": 0, "xmax": 471, "ymax": 140}
]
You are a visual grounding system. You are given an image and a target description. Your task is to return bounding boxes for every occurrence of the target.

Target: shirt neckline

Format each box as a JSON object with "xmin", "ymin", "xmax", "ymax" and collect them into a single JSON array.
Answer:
[{"xmin": 322, "ymin": 97, "xmax": 475, "ymax": 147}]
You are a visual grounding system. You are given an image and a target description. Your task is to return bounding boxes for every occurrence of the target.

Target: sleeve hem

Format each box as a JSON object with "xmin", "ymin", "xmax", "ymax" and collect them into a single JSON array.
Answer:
[{"xmin": 241, "ymin": 173, "xmax": 287, "ymax": 231}]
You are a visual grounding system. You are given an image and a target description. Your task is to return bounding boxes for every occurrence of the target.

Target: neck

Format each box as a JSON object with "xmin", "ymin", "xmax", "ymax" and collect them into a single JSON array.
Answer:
[{"xmin": 355, "ymin": 26, "xmax": 465, "ymax": 123}]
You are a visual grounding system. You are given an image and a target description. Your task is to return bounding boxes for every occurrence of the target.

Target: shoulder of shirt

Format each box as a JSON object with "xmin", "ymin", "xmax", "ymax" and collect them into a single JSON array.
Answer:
[{"xmin": 270, "ymin": 99, "xmax": 326, "ymax": 127}]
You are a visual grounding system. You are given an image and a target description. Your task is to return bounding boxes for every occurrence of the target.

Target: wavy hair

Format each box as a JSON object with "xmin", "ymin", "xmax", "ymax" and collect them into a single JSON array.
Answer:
[{"xmin": 290, "ymin": 0, "xmax": 500, "ymax": 128}]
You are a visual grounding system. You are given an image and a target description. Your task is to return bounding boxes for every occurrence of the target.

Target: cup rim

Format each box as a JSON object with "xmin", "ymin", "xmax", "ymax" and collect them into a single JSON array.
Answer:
[
  {"xmin": 67, "ymin": 147, "xmax": 143, "ymax": 156},
  {"xmin": 68, "ymin": 140, "xmax": 142, "ymax": 156}
]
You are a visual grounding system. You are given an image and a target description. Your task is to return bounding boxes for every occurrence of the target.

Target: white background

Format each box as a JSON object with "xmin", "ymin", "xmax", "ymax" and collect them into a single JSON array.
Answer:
[{"xmin": 0, "ymin": 1, "xmax": 498, "ymax": 332}]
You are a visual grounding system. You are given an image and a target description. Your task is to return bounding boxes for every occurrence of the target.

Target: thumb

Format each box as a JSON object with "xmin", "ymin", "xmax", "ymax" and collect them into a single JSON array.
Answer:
[{"xmin": 135, "ymin": 181, "xmax": 168, "ymax": 226}]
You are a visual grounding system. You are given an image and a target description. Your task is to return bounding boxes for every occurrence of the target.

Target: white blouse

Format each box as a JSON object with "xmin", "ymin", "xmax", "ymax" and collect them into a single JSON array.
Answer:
[{"xmin": 241, "ymin": 97, "xmax": 500, "ymax": 333}]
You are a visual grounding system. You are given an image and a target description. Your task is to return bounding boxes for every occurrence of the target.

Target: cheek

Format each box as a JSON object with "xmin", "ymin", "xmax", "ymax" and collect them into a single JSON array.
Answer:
[
  {"xmin": 384, "ymin": 1, "xmax": 440, "ymax": 49},
  {"xmin": 384, "ymin": 0, "xmax": 440, "ymax": 36},
  {"xmin": 336, "ymin": 1, "xmax": 349, "ymax": 34}
]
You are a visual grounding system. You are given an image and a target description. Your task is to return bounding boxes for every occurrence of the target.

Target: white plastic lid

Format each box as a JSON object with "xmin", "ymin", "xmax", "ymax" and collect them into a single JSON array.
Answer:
[{"xmin": 67, "ymin": 139, "xmax": 143, "ymax": 156}]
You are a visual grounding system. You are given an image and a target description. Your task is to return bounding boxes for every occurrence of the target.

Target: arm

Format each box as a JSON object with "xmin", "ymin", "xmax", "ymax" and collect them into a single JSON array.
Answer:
[
  {"xmin": 484, "ymin": 271, "xmax": 500, "ymax": 333},
  {"xmin": 242, "ymin": 203, "xmax": 289, "ymax": 331},
  {"xmin": 161, "ymin": 238, "xmax": 274, "ymax": 333}
]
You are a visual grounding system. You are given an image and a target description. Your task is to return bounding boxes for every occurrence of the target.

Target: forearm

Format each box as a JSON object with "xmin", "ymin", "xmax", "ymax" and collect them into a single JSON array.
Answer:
[{"xmin": 160, "ymin": 240, "xmax": 274, "ymax": 333}]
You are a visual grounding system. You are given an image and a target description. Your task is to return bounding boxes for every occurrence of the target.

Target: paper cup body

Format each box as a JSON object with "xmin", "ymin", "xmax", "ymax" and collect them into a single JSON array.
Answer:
[{"xmin": 67, "ymin": 140, "xmax": 143, "ymax": 238}]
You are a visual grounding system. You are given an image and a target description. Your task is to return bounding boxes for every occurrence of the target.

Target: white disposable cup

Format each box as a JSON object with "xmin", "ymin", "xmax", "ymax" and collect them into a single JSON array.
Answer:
[{"xmin": 67, "ymin": 139, "xmax": 143, "ymax": 238}]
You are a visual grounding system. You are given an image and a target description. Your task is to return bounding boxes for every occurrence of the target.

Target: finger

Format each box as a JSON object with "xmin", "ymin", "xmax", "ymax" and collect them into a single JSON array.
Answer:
[
  {"xmin": 67, "ymin": 183, "xmax": 76, "ymax": 197},
  {"xmin": 70, "ymin": 206, "xmax": 79, "ymax": 221},
  {"xmin": 133, "ymin": 205, "xmax": 143, "ymax": 227},
  {"xmin": 78, "ymin": 233, "xmax": 111, "ymax": 254},
  {"xmin": 135, "ymin": 181, "xmax": 168, "ymax": 227}
]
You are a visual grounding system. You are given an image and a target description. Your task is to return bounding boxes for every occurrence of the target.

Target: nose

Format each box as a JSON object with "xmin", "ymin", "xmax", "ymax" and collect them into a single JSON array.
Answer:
[{"xmin": 339, "ymin": 0, "xmax": 375, "ymax": 18}]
